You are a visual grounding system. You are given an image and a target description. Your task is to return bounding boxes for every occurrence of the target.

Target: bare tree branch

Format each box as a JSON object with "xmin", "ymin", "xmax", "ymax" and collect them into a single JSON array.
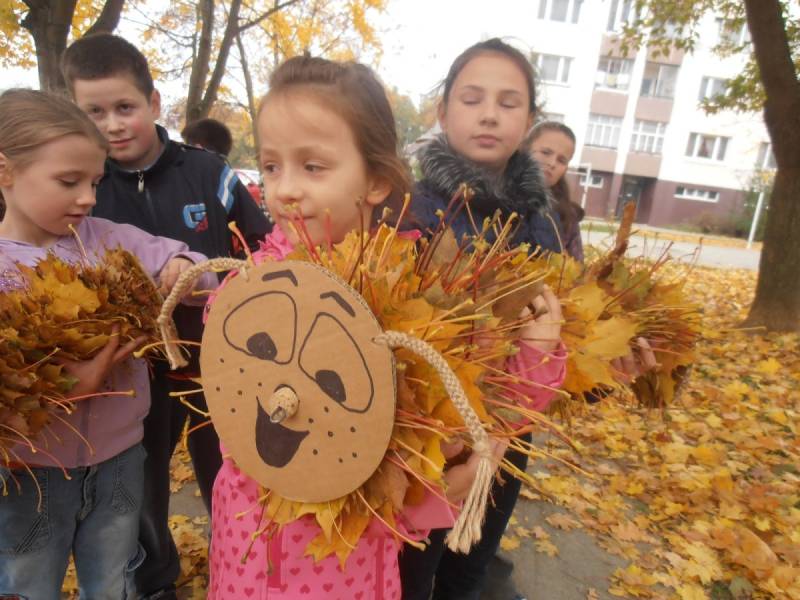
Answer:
[
  {"xmin": 189, "ymin": 0, "xmax": 242, "ymax": 121},
  {"xmin": 238, "ymin": 0, "xmax": 302, "ymax": 32},
  {"xmin": 85, "ymin": 0, "xmax": 126, "ymax": 36},
  {"xmin": 186, "ymin": 0, "xmax": 214, "ymax": 121},
  {"xmin": 237, "ymin": 30, "xmax": 260, "ymax": 165}
]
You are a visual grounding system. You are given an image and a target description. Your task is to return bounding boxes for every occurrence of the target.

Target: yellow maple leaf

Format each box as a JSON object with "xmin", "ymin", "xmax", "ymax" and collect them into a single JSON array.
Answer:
[
  {"xmin": 535, "ymin": 538, "xmax": 559, "ymax": 556},
  {"xmin": 500, "ymin": 535, "xmax": 521, "ymax": 551},
  {"xmin": 583, "ymin": 317, "xmax": 639, "ymax": 360},
  {"xmin": 676, "ymin": 583, "xmax": 708, "ymax": 600},
  {"xmin": 755, "ymin": 357, "xmax": 781, "ymax": 375}
]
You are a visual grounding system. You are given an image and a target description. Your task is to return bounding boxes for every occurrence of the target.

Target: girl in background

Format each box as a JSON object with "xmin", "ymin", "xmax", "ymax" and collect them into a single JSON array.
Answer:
[
  {"xmin": 528, "ymin": 121, "xmax": 584, "ymax": 262},
  {"xmin": 528, "ymin": 121, "xmax": 658, "ymax": 383}
]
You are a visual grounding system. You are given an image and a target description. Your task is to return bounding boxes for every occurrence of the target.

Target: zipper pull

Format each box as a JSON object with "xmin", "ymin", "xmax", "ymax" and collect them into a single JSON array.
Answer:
[{"xmin": 137, "ymin": 171, "xmax": 144, "ymax": 193}]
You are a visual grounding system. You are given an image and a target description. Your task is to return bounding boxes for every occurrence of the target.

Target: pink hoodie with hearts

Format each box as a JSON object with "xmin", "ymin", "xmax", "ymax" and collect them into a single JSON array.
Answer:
[{"xmin": 207, "ymin": 227, "xmax": 566, "ymax": 599}]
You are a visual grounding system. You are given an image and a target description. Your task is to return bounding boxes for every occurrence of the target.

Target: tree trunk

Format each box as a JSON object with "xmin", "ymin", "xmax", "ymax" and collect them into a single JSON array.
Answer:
[
  {"xmin": 185, "ymin": 0, "xmax": 214, "ymax": 124},
  {"xmin": 22, "ymin": 0, "xmax": 78, "ymax": 92},
  {"xmin": 21, "ymin": 0, "xmax": 125, "ymax": 93},
  {"xmin": 742, "ymin": 0, "xmax": 800, "ymax": 331},
  {"xmin": 187, "ymin": 0, "xmax": 243, "ymax": 122},
  {"xmin": 236, "ymin": 32, "xmax": 260, "ymax": 167}
]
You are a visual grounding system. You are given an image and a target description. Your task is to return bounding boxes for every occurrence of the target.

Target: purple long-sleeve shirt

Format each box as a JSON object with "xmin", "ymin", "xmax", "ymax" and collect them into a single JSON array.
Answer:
[{"xmin": 0, "ymin": 216, "xmax": 217, "ymax": 468}]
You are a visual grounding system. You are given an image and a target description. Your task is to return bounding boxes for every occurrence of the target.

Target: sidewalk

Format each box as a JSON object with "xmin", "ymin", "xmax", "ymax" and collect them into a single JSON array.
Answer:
[
  {"xmin": 581, "ymin": 228, "xmax": 761, "ymax": 271},
  {"xmin": 482, "ymin": 498, "xmax": 626, "ymax": 600}
]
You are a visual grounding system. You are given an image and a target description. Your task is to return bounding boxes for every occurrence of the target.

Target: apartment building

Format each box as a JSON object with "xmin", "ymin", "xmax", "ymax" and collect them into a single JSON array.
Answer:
[{"xmin": 529, "ymin": 0, "xmax": 772, "ymax": 227}]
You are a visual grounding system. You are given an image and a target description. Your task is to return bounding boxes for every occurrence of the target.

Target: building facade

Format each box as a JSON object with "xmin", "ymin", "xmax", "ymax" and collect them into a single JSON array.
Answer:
[{"xmin": 531, "ymin": 0, "xmax": 772, "ymax": 227}]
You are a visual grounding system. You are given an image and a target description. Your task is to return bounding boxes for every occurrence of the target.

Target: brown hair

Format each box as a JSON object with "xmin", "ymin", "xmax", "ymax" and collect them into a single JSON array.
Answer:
[
  {"xmin": 61, "ymin": 34, "xmax": 154, "ymax": 98},
  {"xmin": 182, "ymin": 118, "xmax": 233, "ymax": 157},
  {"xmin": 0, "ymin": 88, "xmax": 109, "ymax": 219},
  {"xmin": 527, "ymin": 121, "xmax": 580, "ymax": 235},
  {"xmin": 258, "ymin": 56, "xmax": 411, "ymax": 209},
  {"xmin": 442, "ymin": 38, "xmax": 538, "ymax": 114}
]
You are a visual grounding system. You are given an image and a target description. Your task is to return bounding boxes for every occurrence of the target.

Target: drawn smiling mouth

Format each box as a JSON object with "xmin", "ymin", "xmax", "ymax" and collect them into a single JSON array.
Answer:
[{"xmin": 255, "ymin": 397, "xmax": 309, "ymax": 468}]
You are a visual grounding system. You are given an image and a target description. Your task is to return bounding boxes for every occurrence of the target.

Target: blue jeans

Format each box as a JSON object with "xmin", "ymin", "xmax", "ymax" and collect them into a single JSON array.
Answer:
[{"xmin": 0, "ymin": 443, "xmax": 146, "ymax": 600}]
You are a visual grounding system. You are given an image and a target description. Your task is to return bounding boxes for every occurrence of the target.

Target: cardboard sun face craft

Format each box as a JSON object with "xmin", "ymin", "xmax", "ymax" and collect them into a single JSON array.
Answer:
[{"xmin": 201, "ymin": 260, "xmax": 396, "ymax": 502}]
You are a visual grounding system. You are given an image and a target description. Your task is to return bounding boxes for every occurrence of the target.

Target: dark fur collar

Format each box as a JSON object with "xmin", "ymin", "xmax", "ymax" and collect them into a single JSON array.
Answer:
[{"xmin": 418, "ymin": 135, "xmax": 551, "ymax": 217}]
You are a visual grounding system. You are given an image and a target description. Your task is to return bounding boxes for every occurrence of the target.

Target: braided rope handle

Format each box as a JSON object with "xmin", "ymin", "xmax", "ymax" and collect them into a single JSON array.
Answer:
[
  {"xmin": 157, "ymin": 257, "xmax": 249, "ymax": 369},
  {"xmin": 375, "ymin": 331, "xmax": 494, "ymax": 553}
]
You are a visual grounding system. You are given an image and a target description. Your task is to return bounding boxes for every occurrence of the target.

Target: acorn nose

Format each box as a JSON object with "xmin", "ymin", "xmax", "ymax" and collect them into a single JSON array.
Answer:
[{"xmin": 267, "ymin": 385, "xmax": 299, "ymax": 423}]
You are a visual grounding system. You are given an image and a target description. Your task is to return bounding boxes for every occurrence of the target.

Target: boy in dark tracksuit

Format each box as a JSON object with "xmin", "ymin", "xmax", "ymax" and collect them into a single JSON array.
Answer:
[{"xmin": 62, "ymin": 34, "xmax": 271, "ymax": 600}]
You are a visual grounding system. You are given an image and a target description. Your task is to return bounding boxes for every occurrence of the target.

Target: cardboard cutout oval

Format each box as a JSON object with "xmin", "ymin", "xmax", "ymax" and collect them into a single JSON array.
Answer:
[{"xmin": 201, "ymin": 260, "xmax": 396, "ymax": 502}]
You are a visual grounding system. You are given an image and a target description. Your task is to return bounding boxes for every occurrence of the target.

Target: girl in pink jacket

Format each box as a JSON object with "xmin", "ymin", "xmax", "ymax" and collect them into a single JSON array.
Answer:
[{"xmin": 206, "ymin": 56, "xmax": 565, "ymax": 600}]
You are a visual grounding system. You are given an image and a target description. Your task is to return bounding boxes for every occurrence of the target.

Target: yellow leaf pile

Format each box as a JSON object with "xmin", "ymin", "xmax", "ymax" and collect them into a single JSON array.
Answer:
[
  {"xmin": 520, "ymin": 266, "xmax": 800, "ymax": 599},
  {"xmin": 0, "ymin": 248, "xmax": 162, "ymax": 465}
]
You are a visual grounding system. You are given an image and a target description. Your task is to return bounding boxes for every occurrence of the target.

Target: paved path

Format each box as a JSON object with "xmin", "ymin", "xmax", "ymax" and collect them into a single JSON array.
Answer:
[
  {"xmin": 582, "ymin": 230, "xmax": 761, "ymax": 270},
  {"xmin": 481, "ymin": 499, "xmax": 626, "ymax": 600}
]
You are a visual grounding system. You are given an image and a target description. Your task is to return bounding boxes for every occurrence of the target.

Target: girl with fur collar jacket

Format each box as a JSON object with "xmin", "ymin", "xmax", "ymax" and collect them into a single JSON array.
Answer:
[
  {"xmin": 401, "ymin": 38, "xmax": 566, "ymax": 600},
  {"xmin": 412, "ymin": 134, "xmax": 562, "ymax": 253}
]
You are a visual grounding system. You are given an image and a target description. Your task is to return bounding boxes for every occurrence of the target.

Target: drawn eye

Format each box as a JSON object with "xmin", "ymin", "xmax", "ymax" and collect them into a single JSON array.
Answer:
[
  {"xmin": 298, "ymin": 313, "xmax": 374, "ymax": 413},
  {"xmin": 246, "ymin": 332, "xmax": 278, "ymax": 360},
  {"xmin": 223, "ymin": 291, "xmax": 297, "ymax": 364},
  {"xmin": 315, "ymin": 369, "xmax": 345, "ymax": 403}
]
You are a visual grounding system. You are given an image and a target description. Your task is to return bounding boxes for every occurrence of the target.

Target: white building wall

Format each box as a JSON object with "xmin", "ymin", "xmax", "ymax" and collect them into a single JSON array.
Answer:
[{"xmin": 528, "ymin": 1, "xmax": 770, "ymax": 196}]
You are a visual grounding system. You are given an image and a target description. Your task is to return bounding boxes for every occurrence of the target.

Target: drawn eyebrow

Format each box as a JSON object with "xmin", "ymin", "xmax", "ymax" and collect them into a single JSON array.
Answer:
[
  {"xmin": 320, "ymin": 291, "xmax": 355, "ymax": 317},
  {"xmin": 262, "ymin": 269, "xmax": 298, "ymax": 286}
]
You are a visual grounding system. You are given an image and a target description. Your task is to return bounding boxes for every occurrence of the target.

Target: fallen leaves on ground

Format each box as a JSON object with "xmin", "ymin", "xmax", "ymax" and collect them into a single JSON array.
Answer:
[{"xmin": 519, "ymin": 265, "xmax": 800, "ymax": 599}]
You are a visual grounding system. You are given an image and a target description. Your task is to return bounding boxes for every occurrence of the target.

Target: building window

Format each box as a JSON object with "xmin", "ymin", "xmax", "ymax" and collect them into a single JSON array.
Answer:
[
  {"xmin": 716, "ymin": 18, "xmax": 750, "ymax": 46},
  {"xmin": 675, "ymin": 186, "xmax": 720, "ymax": 203},
  {"xmin": 585, "ymin": 114, "xmax": 622, "ymax": 149},
  {"xmin": 698, "ymin": 76, "xmax": 727, "ymax": 101},
  {"xmin": 607, "ymin": 0, "xmax": 639, "ymax": 32},
  {"xmin": 686, "ymin": 133, "xmax": 729, "ymax": 161},
  {"xmin": 535, "ymin": 54, "xmax": 572, "ymax": 84},
  {"xmin": 641, "ymin": 62, "xmax": 679, "ymax": 99},
  {"xmin": 595, "ymin": 57, "xmax": 634, "ymax": 91},
  {"xmin": 756, "ymin": 142, "xmax": 777, "ymax": 170},
  {"xmin": 630, "ymin": 120, "xmax": 667, "ymax": 154},
  {"xmin": 538, "ymin": 0, "xmax": 583, "ymax": 23},
  {"xmin": 579, "ymin": 173, "xmax": 605, "ymax": 188}
]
